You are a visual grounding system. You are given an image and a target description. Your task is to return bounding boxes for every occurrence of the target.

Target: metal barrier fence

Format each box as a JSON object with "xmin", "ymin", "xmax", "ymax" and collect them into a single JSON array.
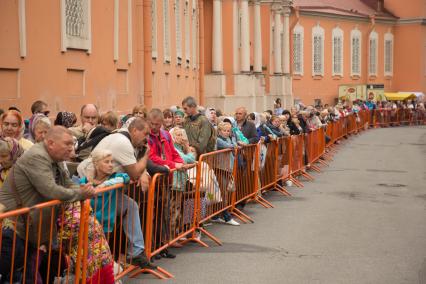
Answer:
[{"xmin": 1, "ymin": 109, "xmax": 425, "ymax": 282}]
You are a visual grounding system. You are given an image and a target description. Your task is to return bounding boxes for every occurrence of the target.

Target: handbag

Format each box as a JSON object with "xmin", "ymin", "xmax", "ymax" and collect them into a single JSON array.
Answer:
[
  {"xmin": 172, "ymin": 171, "xmax": 188, "ymax": 192},
  {"xmin": 183, "ymin": 197, "xmax": 207, "ymax": 225}
]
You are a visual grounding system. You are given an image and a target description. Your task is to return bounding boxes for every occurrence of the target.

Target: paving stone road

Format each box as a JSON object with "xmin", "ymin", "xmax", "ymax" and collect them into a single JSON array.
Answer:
[{"xmin": 127, "ymin": 126, "xmax": 426, "ymax": 284}]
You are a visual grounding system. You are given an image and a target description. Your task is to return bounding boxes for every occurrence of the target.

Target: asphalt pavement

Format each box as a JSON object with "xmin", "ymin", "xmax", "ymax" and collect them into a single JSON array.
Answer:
[{"xmin": 127, "ymin": 125, "xmax": 426, "ymax": 284}]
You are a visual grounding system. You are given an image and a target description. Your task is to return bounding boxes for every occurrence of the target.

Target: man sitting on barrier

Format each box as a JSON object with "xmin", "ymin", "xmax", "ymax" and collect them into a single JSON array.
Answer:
[
  {"xmin": 0, "ymin": 126, "xmax": 96, "ymax": 282},
  {"xmin": 86, "ymin": 117, "xmax": 153, "ymax": 268}
]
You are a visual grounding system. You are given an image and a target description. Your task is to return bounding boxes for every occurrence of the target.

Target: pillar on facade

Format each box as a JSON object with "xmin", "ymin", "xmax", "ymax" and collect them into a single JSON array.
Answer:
[
  {"xmin": 240, "ymin": 0, "xmax": 250, "ymax": 72},
  {"xmin": 253, "ymin": 0, "xmax": 262, "ymax": 73},
  {"xmin": 232, "ymin": 0, "xmax": 239, "ymax": 73},
  {"xmin": 273, "ymin": 4, "xmax": 282, "ymax": 74},
  {"xmin": 282, "ymin": 5, "xmax": 291, "ymax": 74},
  {"xmin": 212, "ymin": 0, "xmax": 223, "ymax": 72}
]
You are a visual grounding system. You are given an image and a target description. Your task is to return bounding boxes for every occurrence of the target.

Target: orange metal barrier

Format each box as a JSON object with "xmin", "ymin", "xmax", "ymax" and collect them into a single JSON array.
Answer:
[
  {"xmin": 234, "ymin": 144, "xmax": 261, "ymax": 207},
  {"xmin": 288, "ymin": 134, "xmax": 313, "ymax": 187},
  {"xmin": 258, "ymin": 140, "xmax": 291, "ymax": 198},
  {"xmin": 6, "ymin": 108, "xmax": 426, "ymax": 282},
  {"xmin": 0, "ymin": 200, "xmax": 88, "ymax": 284},
  {"xmin": 275, "ymin": 137, "xmax": 292, "ymax": 196}
]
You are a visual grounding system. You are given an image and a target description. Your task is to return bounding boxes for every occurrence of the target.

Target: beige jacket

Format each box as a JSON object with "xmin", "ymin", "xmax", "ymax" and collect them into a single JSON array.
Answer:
[{"xmin": 0, "ymin": 143, "xmax": 85, "ymax": 245}]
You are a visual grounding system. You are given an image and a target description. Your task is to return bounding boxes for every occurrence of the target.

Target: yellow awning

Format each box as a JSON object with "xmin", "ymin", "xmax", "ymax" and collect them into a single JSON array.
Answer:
[{"xmin": 384, "ymin": 93, "xmax": 417, "ymax": 101}]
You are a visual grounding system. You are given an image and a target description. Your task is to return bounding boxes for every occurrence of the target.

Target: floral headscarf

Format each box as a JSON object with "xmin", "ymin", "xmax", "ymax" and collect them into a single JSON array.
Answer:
[
  {"xmin": 28, "ymin": 113, "xmax": 51, "ymax": 142},
  {"xmin": 54, "ymin": 111, "xmax": 77, "ymax": 128},
  {"xmin": 0, "ymin": 137, "xmax": 24, "ymax": 180}
]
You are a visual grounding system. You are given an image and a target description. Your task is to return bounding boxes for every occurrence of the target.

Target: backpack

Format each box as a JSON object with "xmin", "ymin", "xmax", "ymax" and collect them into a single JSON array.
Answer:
[{"xmin": 75, "ymin": 126, "xmax": 112, "ymax": 161}]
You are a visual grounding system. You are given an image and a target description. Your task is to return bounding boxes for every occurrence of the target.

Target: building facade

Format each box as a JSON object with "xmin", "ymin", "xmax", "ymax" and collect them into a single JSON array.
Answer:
[{"xmin": 0, "ymin": 0, "xmax": 425, "ymax": 117}]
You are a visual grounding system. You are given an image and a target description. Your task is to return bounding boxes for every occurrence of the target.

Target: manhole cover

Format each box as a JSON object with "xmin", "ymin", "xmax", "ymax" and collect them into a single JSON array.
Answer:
[{"xmin": 377, "ymin": 183, "xmax": 407, "ymax": 188}]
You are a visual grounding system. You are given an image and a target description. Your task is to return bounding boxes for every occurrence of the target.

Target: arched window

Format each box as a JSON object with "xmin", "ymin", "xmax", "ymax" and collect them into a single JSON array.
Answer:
[
  {"xmin": 175, "ymin": 0, "xmax": 182, "ymax": 63},
  {"xmin": 384, "ymin": 31, "xmax": 393, "ymax": 76},
  {"xmin": 369, "ymin": 30, "xmax": 378, "ymax": 76},
  {"xmin": 163, "ymin": 0, "xmax": 171, "ymax": 63},
  {"xmin": 152, "ymin": 0, "xmax": 158, "ymax": 58},
  {"xmin": 312, "ymin": 24, "xmax": 324, "ymax": 76},
  {"xmin": 332, "ymin": 27, "xmax": 343, "ymax": 76},
  {"xmin": 292, "ymin": 23, "xmax": 304, "ymax": 75},
  {"xmin": 351, "ymin": 28, "xmax": 362, "ymax": 76}
]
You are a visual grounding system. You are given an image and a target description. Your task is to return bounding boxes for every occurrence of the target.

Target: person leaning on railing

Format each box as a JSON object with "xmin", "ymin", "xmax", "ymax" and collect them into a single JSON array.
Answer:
[
  {"xmin": 0, "ymin": 126, "xmax": 96, "ymax": 283},
  {"xmin": 211, "ymin": 122, "xmax": 241, "ymax": 226}
]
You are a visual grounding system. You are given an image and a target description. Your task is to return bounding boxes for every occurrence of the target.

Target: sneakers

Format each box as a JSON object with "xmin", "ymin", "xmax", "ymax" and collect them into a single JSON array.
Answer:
[
  {"xmin": 128, "ymin": 252, "xmax": 156, "ymax": 269},
  {"xmin": 211, "ymin": 217, "xmax": 226, "ymax": 224},
  {"xmin": 225, "ymin": 219, "xmax": 240, "ymax": 226},
  {"xmin": 212, "ymin": 217, "xmax": 240, "ymax": 226},
  {"xmin": 160, "ymin": 249, "xmax": 176, "ymax": 259},
  {"xmin": 194, "ymin": 230, "xmax": 202, "ymax": 241}
]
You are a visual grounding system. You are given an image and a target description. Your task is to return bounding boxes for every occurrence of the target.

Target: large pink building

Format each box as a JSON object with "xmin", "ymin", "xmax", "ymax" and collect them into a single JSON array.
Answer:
[{"xmin": 0, "ymin": 0, "xmax": 425, "ymax": 116}]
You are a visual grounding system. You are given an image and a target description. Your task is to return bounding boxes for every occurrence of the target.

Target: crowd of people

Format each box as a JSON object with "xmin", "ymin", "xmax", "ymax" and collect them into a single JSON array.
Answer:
[{"xmin": 0, "ymin": 96, "xmax": 424, "ymax": 283}]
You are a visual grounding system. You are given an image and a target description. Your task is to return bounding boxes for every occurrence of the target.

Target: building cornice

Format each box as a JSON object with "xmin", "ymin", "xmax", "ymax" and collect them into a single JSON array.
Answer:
[
  {"xmin": 298, "ymin": 10, "xmax": 397, "ymax": 25},
  {"xmin": 395, "ymin": 17, "xmax": 426, "ymax": 25}
]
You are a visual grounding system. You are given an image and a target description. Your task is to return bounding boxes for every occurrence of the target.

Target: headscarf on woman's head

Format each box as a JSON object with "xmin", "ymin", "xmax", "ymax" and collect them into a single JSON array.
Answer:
[
  {"xmin": 54, "ymin": 111, "xmax": 77, "ymax": 128},
  {"xmin": 29, "ymin": 113, "xmax": 51, "ymax": 142},
  {"xmin": 0, "ymin": 137, "xmax": 24, "ymax": 171}
]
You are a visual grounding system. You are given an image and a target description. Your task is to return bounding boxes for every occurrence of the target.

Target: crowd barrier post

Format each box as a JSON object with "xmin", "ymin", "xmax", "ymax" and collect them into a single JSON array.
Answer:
[
  {"xmin": 273, "ymin": 137, "xmax": 292, "ymax": 196},
  {"xmin": 258, "ymin": 139, "xmax": 291, "ymax": 197},
  {"xmin": 187, "ymin": 149, "xmax": 239, "ymax": 245}
]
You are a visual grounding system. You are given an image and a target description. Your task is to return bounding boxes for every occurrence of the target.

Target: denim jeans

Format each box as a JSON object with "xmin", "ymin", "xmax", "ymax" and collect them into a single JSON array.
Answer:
[{"xmin": 116, "ymin": 194, "xmax": 145, "ymax": 257}]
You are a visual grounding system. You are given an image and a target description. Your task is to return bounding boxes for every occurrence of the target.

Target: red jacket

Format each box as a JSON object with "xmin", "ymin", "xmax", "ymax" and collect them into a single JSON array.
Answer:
[{"xmin": 148, "ymin": 129, "xmax": 183, "ymax": 169}]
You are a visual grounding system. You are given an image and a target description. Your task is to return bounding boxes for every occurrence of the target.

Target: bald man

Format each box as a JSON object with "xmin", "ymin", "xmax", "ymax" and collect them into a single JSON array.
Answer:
[
  {"xmin": 0, "ymin": 126, "xmax": 96, "ymax": 282},
  {"xmin": 0, "ymin": 126, "xmax": 95, "ymax": 243},
  {"xmin": 69, "ymin": 104, "xmax": 100, "ymax": 139},
  {"xmin": 235, "ymin": 107, "xmax": 259, "ymax": 144}
]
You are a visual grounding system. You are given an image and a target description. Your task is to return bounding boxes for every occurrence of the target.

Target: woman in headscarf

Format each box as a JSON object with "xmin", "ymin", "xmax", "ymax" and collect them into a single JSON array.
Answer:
[
  {"xmin": 0, "ymin": 137, "xmax": 27, "ymax": 283},
  {"xmin": 0, "ymin": 137, "xmax": 24, "ymax": 187},
  {"xmin": 54, "ymin": 111, "xmax": 77, "ymax": 128},
  {"xmin": 0, "ymin": 110, "xmax": 33, "ymax": 150},
  {"xmin": 28, "ymin": 113, "xmax": 52, "ymax": 143}
]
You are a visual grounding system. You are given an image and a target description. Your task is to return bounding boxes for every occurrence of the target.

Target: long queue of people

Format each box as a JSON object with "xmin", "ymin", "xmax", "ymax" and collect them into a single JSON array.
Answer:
[{"xmin": 0, "ymin": 97, "xmax": 424, "ymax": 283}]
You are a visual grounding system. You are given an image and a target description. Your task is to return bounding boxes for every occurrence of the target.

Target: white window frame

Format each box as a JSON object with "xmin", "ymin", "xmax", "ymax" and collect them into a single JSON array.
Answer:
[
  {"xmin": 61, "ymin": 0, "xmax": 92, "ymax": 53},
  {"xmin": 312, "ymin": 24, "xmax": 324, "ymax": 76},
  {"xmin": 350, "ymin": 28, "xmax": 362, "ymax": 77},
  {"xmin": 384, "ymin": 32, "xmax": 394, "ymax": 76},
  {"xmin": 369, "ymin": 30, "xmax": 378, "ymax": 76},
  {"xmin": 332, "ymin": 27, "xmax": 344, "ymax": 76},
  {"xmin": 184, "ymin": 0, "xmax": 190, "ymax": 65},
  {"xmin": 292, "ymin": 23, "xmax": 304, "ymax": 75},
  {"xmin": 163, "ymin": 0, "xmax": 171, "ymax": 63},
  {"xmin": 152, "ymin": 0, "xmax": 158, "ymax": 58},
  {"xmin": 175, "ymin": 0, "xmax": 182, "ymax": 63}
]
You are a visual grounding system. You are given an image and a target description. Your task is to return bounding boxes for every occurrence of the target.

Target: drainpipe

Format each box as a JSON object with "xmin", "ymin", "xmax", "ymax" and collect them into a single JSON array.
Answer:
[
  {"xmin": 143, "ymin": 0, "xmax": 153, "ymax": 107},
  {"xmin": 198, "ymin": 0, "xmax": 205, "ymax": 105}
]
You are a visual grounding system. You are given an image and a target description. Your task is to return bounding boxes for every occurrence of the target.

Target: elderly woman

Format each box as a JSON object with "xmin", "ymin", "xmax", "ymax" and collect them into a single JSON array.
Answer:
[
  {"xmin": 0, "ymin": 138, "xmax": 26, "ymax": 282},
  {"xmin": 171, "ymin": 128, "xmax": 195, "ymax": 164},
  {"xmin": 54, "ymin": 111, "xmax": 77, "ymax": 128},
  {"xmin": 78, "ymin": 149, "xmax": 151, "ymax": 267},
  {"xmin": 0, "ymin": 110, "xmax": 33, "ymax": 150},
  {"xmin": 211, "ymin": 122, "xmax": 240, "ymax": 226},
  {"xmin": 28, "ymin": 113, "xmax": 51, "ymax": 143},
  {"xmin": 0, "ymin": 138, "xmax": 24, "ymax": 188},
  {"xmin": 169, "ymin": 109, "xmax": 185, "ymax": 137},
  {"xmin": 257, "ymin": 115, "xmax": 284, "ymax": 143}
]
